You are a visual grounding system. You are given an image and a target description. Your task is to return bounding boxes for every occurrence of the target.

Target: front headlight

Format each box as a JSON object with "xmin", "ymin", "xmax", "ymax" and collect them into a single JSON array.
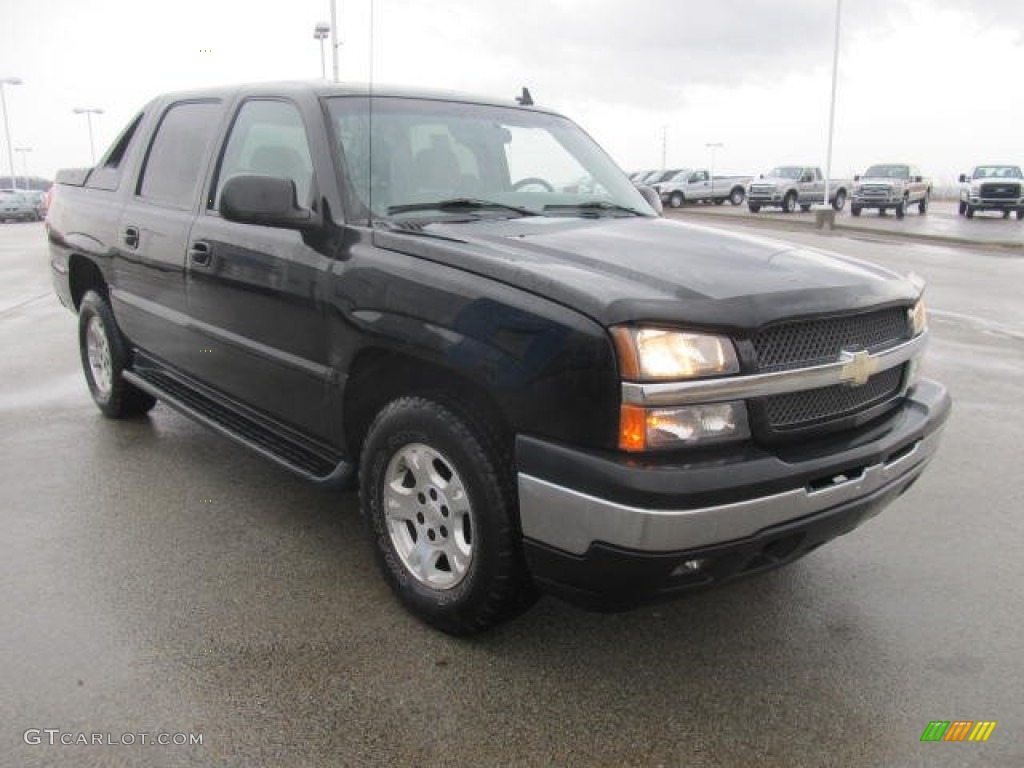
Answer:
[
  {"xmin": 910, "ymin": 297, "xmax": 927, "ymax": 335},
  {"xmin": 611, "ymin": 327, "xmax": 740, "ymax": 381}
]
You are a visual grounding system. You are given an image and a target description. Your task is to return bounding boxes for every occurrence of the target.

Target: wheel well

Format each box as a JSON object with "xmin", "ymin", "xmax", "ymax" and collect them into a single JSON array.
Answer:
[
  {"xmin": 68, "ymin": 254, "xmax": 108, "ymax": 310},
  {"xmin": 342, "ymin": 349, "xmax": 513, "ymax": 460}
]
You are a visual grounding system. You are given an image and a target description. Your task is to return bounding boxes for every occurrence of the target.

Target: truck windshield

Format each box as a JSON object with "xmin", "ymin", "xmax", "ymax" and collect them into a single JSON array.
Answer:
[
  {"xmin": 973, "ymin": 166, "xmax": 1023, "ymax": 179},
  {"xmin": 326, "ymin": 96, "xmax": 654, "ymax": 221},
  {"xmin": 766, "ymin": 167, "xmax": 802, "ymax": 179},
  {"xmin": 864, "ymin": 165, "xmax": 910, "ymax": 179}
]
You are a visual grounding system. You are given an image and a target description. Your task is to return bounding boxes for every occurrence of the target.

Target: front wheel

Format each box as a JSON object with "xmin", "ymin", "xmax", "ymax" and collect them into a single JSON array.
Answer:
[
  {"xmin": 78, "ymin": 291, "xmax": 157, "ymax": 418},
  {"xmin": 918, "ymin": 195, "xmax": 929, "ymax": 215},
  {"xmin": 959, "ymin": 200, "xmax": 967, "ymax": 216},
  {"xmin": 850, "ymin": 204, "xmax": 862, "ymax": 217},
  {"xmin": 800, "ymin": 204, "xmax": 811, "ymax": 212},
  {"xmin": 782, "ymin": 192, "xmax": 798, "ymax": 213},
  {"xmin": 895, "ymin": 200, "xmax": 906, "ymax": 219},
  {"xmin": 748, "ymin": 203, "xmax": 761, "ymax": 213},
  {"xmin": 1017, "ymin": 208, "xmax": 1024, "ymax": 220},
  {"xmin": 360, "ymin": 397, "xmax": 537, "ymax": 635},
  {"xmin": 832, "ymin": 190, "xmax": 847, "ymax": 211},
  {"xmin": 965, "ymin": 205, "xmax": 975, "ymax": 219}
]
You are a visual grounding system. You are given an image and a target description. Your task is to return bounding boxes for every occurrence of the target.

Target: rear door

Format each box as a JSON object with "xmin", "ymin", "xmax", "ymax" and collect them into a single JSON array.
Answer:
[
  {"xmin": 112, "ymin": 99, "xmax": 223, "ymax": 373},
  {"xmin": 184, "ymin": 97, "xmax": 333, "ymax": 439}
]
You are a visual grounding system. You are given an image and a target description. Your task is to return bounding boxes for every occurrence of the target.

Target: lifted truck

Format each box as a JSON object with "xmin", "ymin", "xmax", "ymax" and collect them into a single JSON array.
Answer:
[
  {"xmin": 958, "ymin": 165, "xmax": 1024, "ymax": 220},
  {"xmin": 49, "ymin": 82, "xmax": 949, "ymax": 634},
  {"xmin": 851, "ymin": 164, "xmax": 931, "ymax": 218},
  {"xmin": 746, "ymin": 166, "xmax": 850, "ymax": 213}
]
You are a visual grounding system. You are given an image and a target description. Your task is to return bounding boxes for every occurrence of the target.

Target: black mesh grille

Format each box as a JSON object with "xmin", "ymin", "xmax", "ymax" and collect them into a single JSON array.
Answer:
[
  {"xmin": 762, "ymin": 366, "xmax": 905, "ymax": 429},
  {"xmin": 979, "ymin": 182, "xmax": 1021, "ymax": 199},
  {"xmin": 753, "ymin": 308, "xmax": 911, "ymax": 372}
]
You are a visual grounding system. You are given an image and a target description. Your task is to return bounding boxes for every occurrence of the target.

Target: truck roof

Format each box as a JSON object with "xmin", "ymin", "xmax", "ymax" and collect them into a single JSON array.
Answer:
[{"xmin": 144, "ymin": 80, "xmax": 563, "ymax": 116}]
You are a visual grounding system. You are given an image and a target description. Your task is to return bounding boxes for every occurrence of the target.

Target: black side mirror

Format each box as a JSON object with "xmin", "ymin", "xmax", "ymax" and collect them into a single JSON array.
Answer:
[
  {"xmin": 220, "ymin": 175, "xmax": 318, "ymax": 231},
  {"xmin": 958, "ymin": 174, "xmax": 968, "ymax": 183},
  {"xmin": 854, "ymin": 174, "xmax": 861, "ymax": 181},
  {"xmin": 914, "ymin": 176, "xmax": 923, "ymax": 183},
  {"xmin": 637, "ymin": 185, "xmax": 663, "ymax": 216}
]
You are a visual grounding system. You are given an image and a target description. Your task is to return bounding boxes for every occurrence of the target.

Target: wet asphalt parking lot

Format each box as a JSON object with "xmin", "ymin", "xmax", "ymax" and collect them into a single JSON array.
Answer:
[{"xmin": 2, "ymin": 220, "xmax": 1022, "ymax": 767}]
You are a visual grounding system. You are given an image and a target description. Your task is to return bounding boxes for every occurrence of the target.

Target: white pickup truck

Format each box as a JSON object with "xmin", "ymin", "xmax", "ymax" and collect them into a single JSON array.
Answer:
[
  {"xmin": 655, "ymin": 169, "xmax": 753, "ymax": 208},
  {"xmin": 747, "ymin": 166, "xmax": 851, "ymax": 213}
]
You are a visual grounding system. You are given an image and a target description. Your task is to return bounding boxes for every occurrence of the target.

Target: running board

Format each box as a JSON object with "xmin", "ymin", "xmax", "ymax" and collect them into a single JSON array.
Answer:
[{"xmin": 123, "ymin": 367, "xmax": 353, "ymax": 487}]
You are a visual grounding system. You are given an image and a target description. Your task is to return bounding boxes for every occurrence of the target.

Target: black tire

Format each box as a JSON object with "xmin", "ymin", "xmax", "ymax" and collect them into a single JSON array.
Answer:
[
  {"xmin": 850, "ymin": 204, "xmax": 862, "ymax": 217},
  {"xmin": 965, "ymin": 205, "xmax": 975, "ymax": 219},
  {"xmin": 918, "ymin": 195, "xmax": 929, "ymax": 215},
  {"xmin": 958, "ymin": 200, "xmax": 967, "ymax": 216},
  {"xmin": 360, "ymin": 396, "xmax": 537, "ymax": 635},
  {"xmin": 1003, "ymin": 209, "xmax": 1010, "ymax": 219},
  {"xmin": 895, "ymin": 200, "xmax": 906, "ymax": 219},
  {"xmin": 668, "ymin": 191, "xmax": 684, "ymax": 208},
  {"xmin": 832, "ymin": 190, "xmax": 847, "ymax": 212},
  {"xmin": 729, "ymin": 187, "xmax": 745, "ymax": 206},
  {"xmin": 748, "ymin": 203, "xmax": 761, "ymax": 213},
  {"xmin": 78, "ymin": 291, "xmax": 157, "ymax": 418},
  {"xmin": 713, "ymin": 197, "xmax": 725, "ymax": 205},
  {"xmin": 1017, "ymin": 208, "xmax": 1024, "ymax": 220},
  {"xmin": 783, "ymin": 191, "xmax": 798, "ymax": 213},
  {"xmin": 800, "ymin": 204, "xmax": 811, "ymax": 212}
]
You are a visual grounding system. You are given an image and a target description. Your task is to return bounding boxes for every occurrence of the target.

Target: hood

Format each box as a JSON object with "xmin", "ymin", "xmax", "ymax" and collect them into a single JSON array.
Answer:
[
  {"xmin": 751, "ymin": 177, "xmax": 790, "ymax": 186},
  {"xmin": 372, "ymin": 216, "xmax": 918, "ymax": 332}
]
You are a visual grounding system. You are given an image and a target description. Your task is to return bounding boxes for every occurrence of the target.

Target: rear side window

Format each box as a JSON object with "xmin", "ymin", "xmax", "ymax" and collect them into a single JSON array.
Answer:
[
  {"xmin": 138, "ymin": 101, "xmax": 221, "ymax": 208},
  {"xmin": 211, "ymin": 99, "xmax": 314, "ymax": 210},
  {"xmin": 87, "ymin": 112, "xmax": 144, "ymax": 190}
]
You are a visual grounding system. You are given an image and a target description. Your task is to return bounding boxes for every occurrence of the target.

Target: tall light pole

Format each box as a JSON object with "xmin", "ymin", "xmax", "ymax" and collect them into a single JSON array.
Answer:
[
  {"xmin": 821, "ymin": 0, "xmax": 843, "ymax": 212},
  {"xmin": 706, "ymin": 142, "xmax": 723, "ymax": 192},
  {"xmin": 73, "ymin": 107, "xmax": 104, "ymax": 165},
  {"xmin": 661, "ymin": 125, "xmax": 668, "ymax": 171},
  {"xmin": 1, "ymin": 77, "xmax": 23, "ymax": 190},
  {"xmin": 14, "ymin": 146, "xmax": 31, "ymax": 188},
  {"xmin": 329, "ymin": 0, "xmax": 340, "ymax": 82},
  {"xmin": 314, "ymin": 22, "xmax": 330, "ymax": 79}
]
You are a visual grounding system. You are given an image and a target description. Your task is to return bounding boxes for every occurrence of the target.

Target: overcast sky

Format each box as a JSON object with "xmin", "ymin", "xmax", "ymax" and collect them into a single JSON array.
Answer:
[{"xmin": 1, "ymin": 0, "xmax": 1021, "ymax": 186}]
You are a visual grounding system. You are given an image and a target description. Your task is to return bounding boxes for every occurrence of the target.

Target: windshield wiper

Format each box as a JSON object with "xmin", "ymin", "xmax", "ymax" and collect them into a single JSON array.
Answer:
[
  {"xmin": 543, "ymin": 201, "xmax": 646, "ymax": 217},
  {"xmin": 387, "ymin": 198, "xmax": 538, "ymax": 217}
]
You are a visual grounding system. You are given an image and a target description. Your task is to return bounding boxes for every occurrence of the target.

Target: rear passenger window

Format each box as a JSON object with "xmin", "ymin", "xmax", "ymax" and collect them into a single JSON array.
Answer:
[
  {"xmin": 87, "ymin": 112, "xmax": 144, "ymax": 191},
  {"xmin": 138, "ymin": 101, "xmax": 221, "ymax": 208},
  {"xmin": 211, "ymin": 100, "xmax": 314, "ymax": 210}
]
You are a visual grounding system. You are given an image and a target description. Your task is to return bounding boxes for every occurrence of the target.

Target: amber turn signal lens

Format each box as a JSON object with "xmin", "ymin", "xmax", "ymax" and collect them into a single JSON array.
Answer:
[{"xmin": 618, "ymin": 405, "xmax": 647, "ymax": 452}]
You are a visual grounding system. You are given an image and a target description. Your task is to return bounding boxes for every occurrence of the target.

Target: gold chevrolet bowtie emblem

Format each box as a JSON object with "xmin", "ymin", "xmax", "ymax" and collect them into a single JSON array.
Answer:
[{"xmin": 839, "ymin": 349, "xmax": 879, "ymax": 387}]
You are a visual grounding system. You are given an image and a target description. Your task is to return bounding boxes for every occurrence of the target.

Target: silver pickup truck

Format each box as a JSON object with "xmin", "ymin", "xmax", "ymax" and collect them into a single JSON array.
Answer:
[
  {"xmin": 656, "ymin": 169, "xmax": 752, "ymax": 208},
  {"xmin": 851, "ymin": 164, "xmax": 931, "ymax": 218},
  {"xmin": 957, "ymin": 165, "xmax": 1024, "ymax": 220},
  {"xmin": 747, "ymin": 166, "xmax": 851, "ymax": 213}
]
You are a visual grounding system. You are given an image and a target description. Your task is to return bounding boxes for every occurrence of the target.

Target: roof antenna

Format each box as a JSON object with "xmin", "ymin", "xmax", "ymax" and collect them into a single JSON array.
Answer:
[{"xmin": 515, "ymin": 87, "xmax": 533, "ymax": 106}]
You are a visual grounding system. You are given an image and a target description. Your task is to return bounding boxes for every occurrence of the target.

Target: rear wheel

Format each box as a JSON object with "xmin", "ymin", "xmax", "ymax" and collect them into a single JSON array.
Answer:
[
  {"xmin": 1003, "ymin": 209, "xmax": 1011, "ymax": 219},
  {"xmin": 78, "ymin": 291, "xmax": 157, "ymax": 418},
  {"xmin": 800, "ymin": 204, "xmax": 811, "ymax": 212},
  {"xmin": 668, "ymin": 191, "xmax": 684, "ymax": 208},
  {"xmin": 1017, "ymin": 208, "xmax": 1024, "ymax": 220},
  {"xmin": 713, "ymin": 197, "xmax": 725, "ymax": 205},
  {"xmin": 729, "ymin": 187, "xmax": 745, "ymax": 206},
  {"xmin": 832, "ymin": 190, "xmax": 847, "ymax": 211},
  {"xmin": 360, "ymin": 397, "xmax": 537, "ymax": 635}
]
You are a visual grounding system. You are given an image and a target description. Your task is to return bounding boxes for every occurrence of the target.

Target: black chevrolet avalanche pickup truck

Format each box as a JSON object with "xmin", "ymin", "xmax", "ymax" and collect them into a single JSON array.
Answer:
[{"xmin": 48, "ymin": 82, "xmax": 950, "ymax": 634}]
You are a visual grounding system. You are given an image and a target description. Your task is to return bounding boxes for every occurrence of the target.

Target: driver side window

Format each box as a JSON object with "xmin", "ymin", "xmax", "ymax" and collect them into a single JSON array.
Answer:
[{"xmin": 211, "ymin": 99, "xmax": 314, "ymax": 211}]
